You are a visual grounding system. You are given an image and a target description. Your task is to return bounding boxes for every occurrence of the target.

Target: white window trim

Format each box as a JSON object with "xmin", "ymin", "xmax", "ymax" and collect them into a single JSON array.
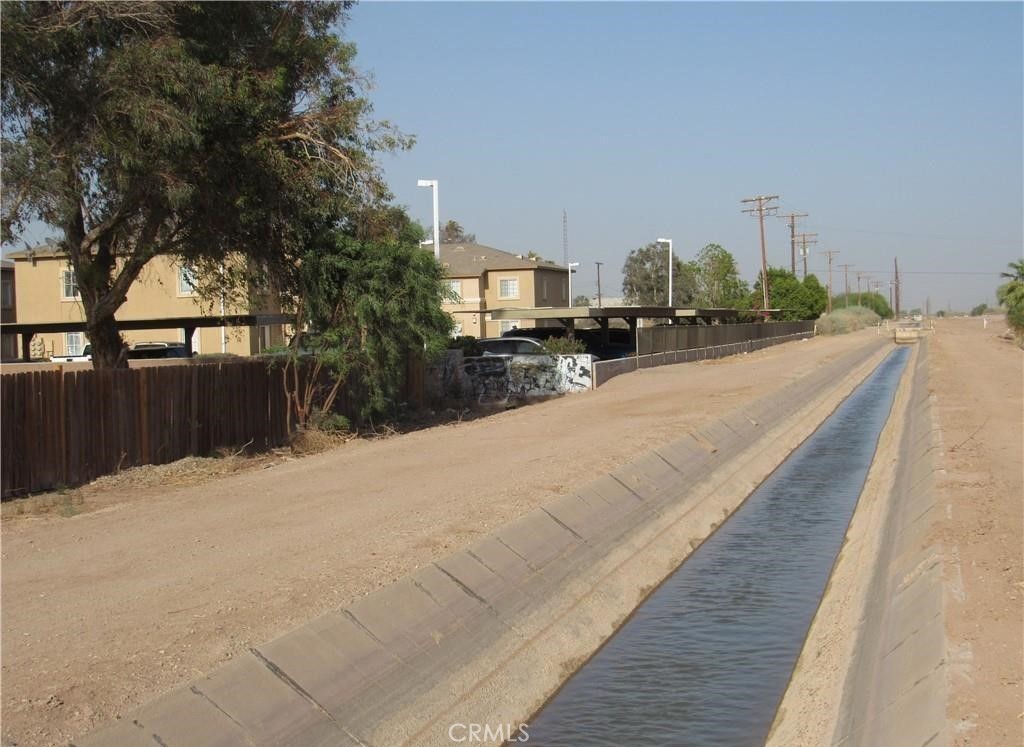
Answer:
[
  {"xmin": 498, "ymin": 276, "xmax": 520, "ymax": 301},
  {"xmin": 498, "ymin": 319, "xmax": 521, "ymax": 334},
  {"xmin": 61, "ymin": 269, "xmax": 80, "ymax": 301},
  {"xmin": 178, "ymin": 265, "xmax": 198, "ymax": 297},
  {"xmin": 446, "ymin": 279, "xmax": 463, "ymax": 301},
  {"xmin": 65, "ymin": 332, "xmax": 84, "ymax": 357}
]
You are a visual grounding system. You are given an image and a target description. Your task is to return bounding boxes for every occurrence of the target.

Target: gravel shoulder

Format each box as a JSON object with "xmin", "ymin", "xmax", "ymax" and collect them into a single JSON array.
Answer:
[{"xmin": 2, "ymin": 330, "xmax": 881, "ymax": 746}]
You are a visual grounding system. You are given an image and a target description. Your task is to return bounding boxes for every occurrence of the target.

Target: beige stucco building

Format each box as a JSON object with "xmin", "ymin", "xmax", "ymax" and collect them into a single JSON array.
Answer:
[
  {"xmin": 8, "ymin": 244, "xmax": 284, "ymax": 360},
  {"xmin": 440, "ymin": 243, "xmax": 570, "ymax": 339}
]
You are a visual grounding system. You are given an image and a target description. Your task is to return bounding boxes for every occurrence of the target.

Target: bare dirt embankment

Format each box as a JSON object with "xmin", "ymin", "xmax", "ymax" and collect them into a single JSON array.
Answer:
[
  {"xmin": 2, "ymin": 330, "xmax": 880, "ymax": 747},
  {"xmin": 929, "ymin": 318, "xmax": 1023, "ymax": 745}
]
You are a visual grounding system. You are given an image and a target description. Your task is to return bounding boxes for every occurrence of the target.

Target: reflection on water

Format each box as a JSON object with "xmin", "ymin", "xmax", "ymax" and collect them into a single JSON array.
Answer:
[{"xmin": 527, "ymin": 347, "xmax": 909, "ymax": 747}]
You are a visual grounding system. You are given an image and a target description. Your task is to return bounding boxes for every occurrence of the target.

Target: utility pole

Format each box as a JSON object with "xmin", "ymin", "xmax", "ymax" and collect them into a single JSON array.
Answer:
[
  {"xmin": 741, "ymin": 194, "xmax": 780, "ymax": 315},
  {"xmin": 821, "ymin": 250, "xmax": 839, "ymax": 314},
  {"xmin": 893, "ymin": 257, "xmax": 901, "ymax": 318},
  {"xmin": 838, "ymin": 263, "xmax": 854, "ymax": 307},
  {"xmin": 888, "ymin": 280, "xmax": 895, "ymax": 313},
  {"xmin": 797, "ymin": 233, "xmax": 818, "ymax": 279},
  {"xmin": 595, "ymin": 261, "xmax": 604, "ymax": 307},
  {"xmin": 778, "ymin": 212, "xmax": 808, "ymax": 275},
  {"xmin": 857, "ymin": 272, "xmax": 869, "ymax": 306}
]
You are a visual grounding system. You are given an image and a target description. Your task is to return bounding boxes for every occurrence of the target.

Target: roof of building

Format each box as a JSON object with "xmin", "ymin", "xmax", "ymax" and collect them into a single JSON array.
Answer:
[
  {"xmin": 440, "ymin": 243, "xmax": 566, "ymax": 277},
  {"xmin": 6, "ymin": 242, "xmax": 64, "ymax": 260}
]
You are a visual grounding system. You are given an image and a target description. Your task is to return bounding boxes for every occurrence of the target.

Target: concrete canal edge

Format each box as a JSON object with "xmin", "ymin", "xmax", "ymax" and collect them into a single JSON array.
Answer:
[
  {"xmin": 76, "ymin": 338, "xmax": 892, "ymax": 747},
  {"xmin": 767, "ymin": 338, "xmax": 948, "ymax": 747}
]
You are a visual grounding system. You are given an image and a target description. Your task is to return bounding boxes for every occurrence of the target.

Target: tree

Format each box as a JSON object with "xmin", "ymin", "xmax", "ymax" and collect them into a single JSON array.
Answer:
[
  {"xmin": 750, "ymin": 267, "xmax": 827, "ymax": 321},
  {"xmin": 970, "ymin": 303, "xmax": 989, "ymax": 317},
  {"xmin": 281, "ymin": 208, "xmax": 453, "ymax": 427},
  {"xmin": 831, "ymin": 292, "xmax": 893, "ymax": 319},
  {"xmin": 692, "ymin": 243, "xmax": 749, "ymax": 308},
  {"xmin": 440, "ymin": 220, "xmax": 475, "ymax": 244},
  {"xmin": 621, "ymin": 242, "xmax": 696, "ymax": 306},
  {"xmin": 2, "ymin": 2, "xmax": 411, "ymax": 368},
  {"xmin": 572, "ymin": 294, "xmax": 590, "ymax": 307},
  {"xmin": 997, "ymin": 260, "xmax": 1024, "ymax": 338}
]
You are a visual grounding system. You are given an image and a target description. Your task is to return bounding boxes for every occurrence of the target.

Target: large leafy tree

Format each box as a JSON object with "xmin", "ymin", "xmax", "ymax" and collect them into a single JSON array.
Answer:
[
  {"xmin": 621, "ymin": 242, "xmax": 696, "ymax": 306},
  {"xmin": 2, "ymin": 1, "xmax": 410, "ymax": 367},
  {"xmin": 750, "ymin": 267, "xmax": 827, "ymax": 321},
  {"xmin": 831, "ymin": 291, "xmax": 893, "ymax": 319},
  {"xmin": 282, "ymin": 207, "xmax": 454, "ymax": 427},
  {"xmin": 692, "ymin": 243, "xmax": 749, "ymax": 308}
]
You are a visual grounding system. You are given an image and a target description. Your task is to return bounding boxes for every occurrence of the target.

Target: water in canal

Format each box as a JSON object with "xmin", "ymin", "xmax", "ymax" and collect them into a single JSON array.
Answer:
[{"xmin": 526, "ymin": 346, "xmax": 910, "ymax": 746}]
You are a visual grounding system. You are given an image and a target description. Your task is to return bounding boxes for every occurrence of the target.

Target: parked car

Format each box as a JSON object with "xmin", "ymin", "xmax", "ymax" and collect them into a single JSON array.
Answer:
[
  {"xmin": 477, "ymin": 337, "xmax": 547, "ymax": 356},
  {"xmin": 500, "ymin": 327, "xmax": 568, "ymax": 341},
  {"xmin": 53, "ymin": 343, "xmax": 92, "ymax": 363},
  {"xmin": 126, "ymin": 342, "xmax": 192, "ymax": 360}
]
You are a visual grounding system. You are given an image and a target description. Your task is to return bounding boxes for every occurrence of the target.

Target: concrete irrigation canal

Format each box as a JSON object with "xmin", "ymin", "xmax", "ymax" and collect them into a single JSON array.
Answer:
[
  {"xmin": 526, "ymin": 347, "xmax": 910, "ymax": 746},
  {"xmin": 76, "ymin": 338, "xmax": 947, "ymax": 747}
]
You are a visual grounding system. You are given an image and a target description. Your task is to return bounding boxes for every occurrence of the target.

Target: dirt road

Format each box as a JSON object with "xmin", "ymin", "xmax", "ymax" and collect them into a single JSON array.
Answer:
[
  {"xmin": 0, "ymin": 331, "xmax": 883, "ymax": 746},
  {"xmin": 928, "ymin": 318, "xmax": 1023, "ymax": 745}
]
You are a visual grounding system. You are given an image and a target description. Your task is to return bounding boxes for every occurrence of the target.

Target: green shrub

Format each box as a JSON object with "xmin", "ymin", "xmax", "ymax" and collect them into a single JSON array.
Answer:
[
  {"xmin": 310, "ymin": 410, "xmax": 351, "ymax": 434},
  {"xmin": 816, "ymin": 306, "xmax": 881, "ymax": 335},
  {"xmin": 542, "ymin": 337, "xmax": 587, "ymax": 355}
]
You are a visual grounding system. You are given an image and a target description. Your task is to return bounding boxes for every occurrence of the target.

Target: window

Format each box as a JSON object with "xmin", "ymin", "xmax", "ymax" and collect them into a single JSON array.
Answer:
[
  {"xmin": 178, "ymin": 265, "xmax": 197, "ymax": 296},
  {"xmin": 562, "ymin": 279, "xmax": 568, "ymax": 301},
  {"xmin": 65, "ymin": 332, "xmax": 84, "ymax": 357},
  {"xmin": 1, "ymin": 278, "xmax": 12, "ymax": 309},
  {"xmin": 451, "ymin": 322, "xmax": 464, "ymax": 337},
  {"xmin": 498, "ymin": 278, "xmax": 519, "ymax": 299},
  {"xmin": 499, "ymin": 319, "xmax": 520, "ymax": 334},
  {"xmin": 446, "ymin": 279, "xmax": 462, "ymax": 300},
  {"xmin": 61, "ymin": 269, "xmax": 79, "ymax": 300},
  {"xmin": 542, "ymin": 278, "xmax": 548, "ymax": 301}
]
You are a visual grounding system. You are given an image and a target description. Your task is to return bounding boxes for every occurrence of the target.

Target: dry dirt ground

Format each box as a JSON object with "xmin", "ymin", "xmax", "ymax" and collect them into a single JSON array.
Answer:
[
  {"xmin": 0, "ymin": 325, "xmax": 1001, "ymax": 747},
  {"xmin": 928, "ymin": 318, "xmax": 1023, "ymax": 746},
  {"xmin": 0, "ymin": 331, "xmax": 875, "ymax": 747}
]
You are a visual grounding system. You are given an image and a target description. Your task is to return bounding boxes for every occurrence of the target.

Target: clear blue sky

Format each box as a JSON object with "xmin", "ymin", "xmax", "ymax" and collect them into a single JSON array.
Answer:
[{"xmin": 349, "ymin": 1, "xmax": 1023, "ymax": 311}]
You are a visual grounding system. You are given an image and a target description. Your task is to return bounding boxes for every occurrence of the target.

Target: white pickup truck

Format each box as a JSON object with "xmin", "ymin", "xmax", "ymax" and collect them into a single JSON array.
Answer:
[{"xmin": 53, "ymin": 344, "xmax": 92, "ymax": 363}]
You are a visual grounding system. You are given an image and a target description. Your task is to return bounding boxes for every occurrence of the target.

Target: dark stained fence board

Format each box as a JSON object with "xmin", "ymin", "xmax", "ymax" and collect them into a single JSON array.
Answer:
[{"xmin": 1, "ymin": 358, "xmax": 313, "ymax": 498}]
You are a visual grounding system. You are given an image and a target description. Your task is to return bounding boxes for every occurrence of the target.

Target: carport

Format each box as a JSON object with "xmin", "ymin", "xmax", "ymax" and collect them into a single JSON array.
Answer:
[
  {"xmin": 488, "ymin": 306, "xmax": 740, "ymax": 344},
  {"xmin": 1, "ymin": 313, "xmax": 294, "ymax": 362}
]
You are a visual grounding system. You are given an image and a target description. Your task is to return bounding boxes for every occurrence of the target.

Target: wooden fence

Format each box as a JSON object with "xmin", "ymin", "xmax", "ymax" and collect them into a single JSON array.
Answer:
[
  {"xmin": 1, "ymin": 359, "xmax": 296, "ymax": 499},
  {"xmin": 1, "ymin": 354, "xmax": 428, "ymax": 499},
  {"xmin": 636, "ymin": 321, "xmax": 814, "ymax": 355}
]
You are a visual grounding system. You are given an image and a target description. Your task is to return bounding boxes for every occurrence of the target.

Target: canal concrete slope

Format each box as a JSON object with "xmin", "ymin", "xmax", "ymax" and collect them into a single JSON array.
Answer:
[
  {"xmin": 76, "ymin": 338, "xmax": 890, "ymax": 747},
  {"xmin": 767, "ymin": 339, "xmax": 948, "ymax": 747}
]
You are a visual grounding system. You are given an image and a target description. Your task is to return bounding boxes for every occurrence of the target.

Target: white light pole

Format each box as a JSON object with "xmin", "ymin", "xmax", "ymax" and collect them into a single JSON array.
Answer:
[
  {"xmin": 656, "ymin": 238, "xmax": 673, "ymax": 306},
  {"xmin": 567, "ymin": 262, "xmax": 579, "ymax": 306},
  {"xmin": 416, "ymin": 179, "xmax": 440, "ymax": 260}
]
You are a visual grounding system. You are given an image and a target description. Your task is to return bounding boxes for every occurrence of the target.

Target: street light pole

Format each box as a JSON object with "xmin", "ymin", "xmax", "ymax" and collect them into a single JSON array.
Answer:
[
  {"xmin": 416, "ymin": 179, "xmax": 440, "ymax": 260},
  {"xmin": 567, "ymin": 262, "xmax": 579, "ymax": 306},
  {"xmin": 656, "ymin": 238, "xmax": 673, "ymax": 306},
  {"xmin": 595, "ymin": 261, "xmax": 603, "ymax": 307}
]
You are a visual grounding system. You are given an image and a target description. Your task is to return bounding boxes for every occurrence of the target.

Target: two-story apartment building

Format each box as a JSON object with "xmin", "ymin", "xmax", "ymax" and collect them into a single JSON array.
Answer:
[
  {"xmin": 440, "ymin": 243, "xmax": 570, "ymax": 338},
  {"xmin": 8, "ymin": 243, "xmax": 284, "ymax": 360}
]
